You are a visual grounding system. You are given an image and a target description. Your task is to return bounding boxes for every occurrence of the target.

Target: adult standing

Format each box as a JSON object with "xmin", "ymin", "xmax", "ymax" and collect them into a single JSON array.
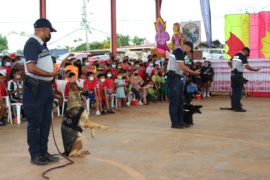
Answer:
[
  {"xmin": 228, "ymin": 47, "xmax": 260, "ymax": 112},
  {"xmin": 166, "ymin": 41, "xmax": 200, "ymax": 129},
  {"xmin": 23, "ymin": 18, "xmax": 59, "ymax": 165}
]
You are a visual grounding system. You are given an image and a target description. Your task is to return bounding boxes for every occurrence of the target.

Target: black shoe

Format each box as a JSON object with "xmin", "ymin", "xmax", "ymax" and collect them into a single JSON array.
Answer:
[
  {"xmin": 101, "ymin": 111, "xmax": 106, "ymax": 115},
  {"xmin": 41, "ymin": 153, "xmax": 60, "ymax": 163},
  {"xmin": 31, "ymin": 156, "xmax": 49, "ymax": 165},
  {"xmin": 234, "ymin": 108, "xmax": 247, "ymax": 112},
  {"xmin": 171, "ymin": 125, "xmax": 186, "ymax": 129},
  {"xmin": 107, "ymin": 110, "xmax": 115, "ymax": 114}
]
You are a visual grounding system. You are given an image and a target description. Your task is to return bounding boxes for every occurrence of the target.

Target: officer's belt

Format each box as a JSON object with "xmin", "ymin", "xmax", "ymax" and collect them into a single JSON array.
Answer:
[
  {"xmin": 231, "ymin": 69, "xmax": 243, "ymax": 76},
  {"xmin": 24, "ymin": 75, "xmax": 53, "ymax": 86},
  {"xmin": 167, "ymin": 70, "xmax": 183, "ymax": 78}
]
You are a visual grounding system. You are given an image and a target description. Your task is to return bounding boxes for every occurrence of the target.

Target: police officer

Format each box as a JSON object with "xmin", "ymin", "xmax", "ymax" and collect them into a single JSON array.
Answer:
[
  {"xmin": 23, "ymin": 18, "xmax": 60, "ymax": 165},
  {"xmin": 228, "ymin": 47, "xmax": 260, "ymax": 112},
  {"xmin": 166, "ymin": 41, "xmax": 200, "ymax": 129}
]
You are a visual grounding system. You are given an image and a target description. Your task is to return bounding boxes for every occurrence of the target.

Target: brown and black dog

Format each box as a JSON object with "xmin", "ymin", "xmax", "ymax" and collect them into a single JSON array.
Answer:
[{"xmin": 61, "ymin": 88, "xmax": 108, "ymax": 157}]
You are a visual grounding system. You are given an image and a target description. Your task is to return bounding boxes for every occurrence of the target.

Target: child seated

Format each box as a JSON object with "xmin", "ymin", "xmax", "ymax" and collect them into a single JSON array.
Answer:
[
  {"xmin": 0, "ymin": 73, "xmax": 7, "ymax": 125},
  {"xmin": 185, "ymin": 80, "xmax": 198, "ymax": 104},
  {"xmin": 7, "ymin": 68, "xmax": 23, "ymax": 103},
  {"xmin": 64, "ymin": 72, "xmax": 80, "ymax": 98}
]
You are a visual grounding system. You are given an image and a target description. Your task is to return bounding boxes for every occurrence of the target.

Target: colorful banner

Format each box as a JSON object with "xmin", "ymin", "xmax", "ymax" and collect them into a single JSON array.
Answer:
[
  {"xmin": 200, "ymin": 0, "xmax": 212, "ymax": 47},
  {"xmin": 250, "ymin": 12, "xmax": 270, "ymax": 58},
  {"xmin": 225, "ymin": 11, "xmax": 270, "ymax": 59},
  {"xmin": 225, "ymin": 14, "xmax": 250, "ymax": 59}
]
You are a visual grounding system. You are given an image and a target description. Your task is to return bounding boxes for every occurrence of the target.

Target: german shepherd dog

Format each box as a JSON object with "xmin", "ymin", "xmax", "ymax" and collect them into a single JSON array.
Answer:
[
  {"xmin": 61, "ymin": 87, "xmax": 108, "ymax": 157},
  {"xmin": 183, "ymin": 94, "xmax": 203, "ymax": 126}
]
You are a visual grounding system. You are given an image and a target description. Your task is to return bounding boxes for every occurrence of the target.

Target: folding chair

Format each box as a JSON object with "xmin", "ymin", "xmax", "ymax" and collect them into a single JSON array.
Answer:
[
  {"xmin": 110, "ymin": 94, "xmax": 118, "ymax": 109},
  {"xmin": 5, "ymin": 96, "xmax": 22, "ymax": 124},
  {"xmin": 55, "ymin": 80, "xmax": 68, "ymax": 115}
]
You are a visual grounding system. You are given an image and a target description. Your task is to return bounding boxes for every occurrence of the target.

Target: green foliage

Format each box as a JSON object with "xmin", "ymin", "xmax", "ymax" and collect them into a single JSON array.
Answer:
[
  {"xmin": 73, "ymin": 34, "xmax": 145, "ymax": 52},
  {"xmin": 132, "ymin": 36, "xmax": 145, "ymax": 45},
  {"xmin": 0, "ymin": 34, "xmax": 8, "ymax": 52}
]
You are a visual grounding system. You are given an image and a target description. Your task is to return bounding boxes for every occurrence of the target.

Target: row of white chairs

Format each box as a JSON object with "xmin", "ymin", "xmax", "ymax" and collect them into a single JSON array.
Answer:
[{"xmin": 4, "ymin": 79, "xmax": 136, "ymax": 124}]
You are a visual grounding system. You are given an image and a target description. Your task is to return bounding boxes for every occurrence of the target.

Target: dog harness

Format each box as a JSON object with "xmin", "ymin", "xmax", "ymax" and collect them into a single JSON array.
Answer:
[{"xmin": 61, "ymin": 107, "xmax": 85, "ymax": 155}]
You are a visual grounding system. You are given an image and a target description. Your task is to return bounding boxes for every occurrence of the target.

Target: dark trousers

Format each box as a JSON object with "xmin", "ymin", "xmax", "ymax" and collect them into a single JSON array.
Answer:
[
  {"xmin": 231, "ymin": 76, "xmax": 243, "ymax": 109},
  {"xmin": 167, "ymin": 76, "xmax": 185, "ymax": 126},
  {"xmin": 23, "ymin": 83, "xmax": 53, "ymax": 158}
]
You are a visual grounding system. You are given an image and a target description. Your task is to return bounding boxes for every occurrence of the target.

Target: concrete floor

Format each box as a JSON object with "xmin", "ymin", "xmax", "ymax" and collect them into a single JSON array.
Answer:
[{"xmin": 0, "ymin": 96, "xmax": 270, "ymax": 180}]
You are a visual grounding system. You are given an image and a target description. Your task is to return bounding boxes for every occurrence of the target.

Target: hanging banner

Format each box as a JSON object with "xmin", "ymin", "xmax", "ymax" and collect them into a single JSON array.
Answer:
[
  {"xmin": 225, "ymin": 14, "xmax": 250, "ymax": 59},
  {"xmin": 200, "ymin": 0, "xmax": 212, "ymax": 47},
  {"xmin": 181, "ymin": 21, "xmax": 201, "ymax": 47},
  {"xmin": 250, "ymin": 12, "xmax": 270, "ymax": 58}
]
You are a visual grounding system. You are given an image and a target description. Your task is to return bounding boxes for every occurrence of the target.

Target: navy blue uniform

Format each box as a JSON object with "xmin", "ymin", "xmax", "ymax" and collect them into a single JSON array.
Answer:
[
  {"xmin": 23, "ymin": 35, "xmax": 54, "ymax": 158},
  {"xmin": 166, "ymin": 49, "xmax": 186, "ymax": 127},
  {"xmin": 230, "ymin": 52, "xmax": 248, "ymax": 110}
]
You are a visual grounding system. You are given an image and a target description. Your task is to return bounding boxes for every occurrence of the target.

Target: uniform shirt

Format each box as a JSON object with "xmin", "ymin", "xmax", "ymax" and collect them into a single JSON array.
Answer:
[
  {"xmin": 23, "ymin": 35, "xmax": 53, "ymax": 81},
  {"xmin": 166, "ymin": 48, "xmax": 185, "ymax": 75},
  {"xmin": 231, "ymin": 52, "xmax": 248, "ymax": 72}
]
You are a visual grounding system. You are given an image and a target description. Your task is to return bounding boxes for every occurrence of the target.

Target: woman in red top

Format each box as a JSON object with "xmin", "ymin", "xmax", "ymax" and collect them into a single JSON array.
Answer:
[{"xmin": 0, "ymin": 73, "xmax": 7, "ymax": 125}]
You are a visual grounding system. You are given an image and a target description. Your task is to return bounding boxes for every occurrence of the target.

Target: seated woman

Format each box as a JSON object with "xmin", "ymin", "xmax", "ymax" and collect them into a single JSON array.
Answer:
[
  {"xmin": 143, "ymin": 81, "xmax": 158, "ymax": 104},
  {"xmin": 0, "ymin": 73, "xmax": 7, "ymax": 126},
  {"xmin": 130, "ymin": 70, "xmax": 145, "ymax": 105}
]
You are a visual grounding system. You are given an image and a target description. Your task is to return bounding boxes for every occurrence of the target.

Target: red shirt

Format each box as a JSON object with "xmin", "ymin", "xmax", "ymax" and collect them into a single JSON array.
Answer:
[
  {"xmin": 110, "ymin": 68, "xmax": 119, "ymax": 79},
  {"xmin": 138, "ymin": 68, "xmax": 146, "ymax": 80},
  {"xmin": 83, "ymin": 79, "xmax": 97, "ymax": 91},
  {"xmin": 105, "ymin": 78, "xmax": 114, "ymax": 89},
  {"xmin": 96, "ymin": 82, "xmax": 107, "ymax": 99},
  {"xmin": 0, "ymin": 83, "xmax": 6, "ymax": 97},
  {"xmin": 65, "ymin": 82, "xmax": 78, "ymax": 97}
]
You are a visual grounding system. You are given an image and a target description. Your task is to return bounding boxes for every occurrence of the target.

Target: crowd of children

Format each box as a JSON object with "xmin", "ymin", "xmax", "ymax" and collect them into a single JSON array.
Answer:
[{"xmin": 0, "ymin": 52, "xmax": 214, "ymax": 125}]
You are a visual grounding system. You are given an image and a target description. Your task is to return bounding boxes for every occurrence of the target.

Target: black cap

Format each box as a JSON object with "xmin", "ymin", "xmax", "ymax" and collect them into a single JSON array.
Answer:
[
  {"xmin": 184, "ymin": 41, "xmax": 194, "ymax": 50},
  {"xmin": 34, "ymin": 18, "xmax": 57, "ymax": 32},
  {"xmin": 242, "ymin": 47, "xmax": 250, "ymax": 56}
]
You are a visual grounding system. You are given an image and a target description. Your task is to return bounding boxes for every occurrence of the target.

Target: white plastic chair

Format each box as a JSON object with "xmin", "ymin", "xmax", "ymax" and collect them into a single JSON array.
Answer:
[
  {"xmin": 52, "ymin": 98, "xmax": 61, "ymax": 118},
  {"xmin": 76, "ymin": 79, "xmax": 84, "ymax": 89},
  {"xmin": 5, "ymin": 96, "xmax": 22, "ymax": 124},
  {"xmin": 56, "ymin": 80, "xmax": 68, "ymax": 115},
  {"xmin": 110, "ymin": 94, "xmax": 118, "ymax": 109},
  {"xmin": 127, "ymin": 92, "xmax": 135, "ymax": 106}
]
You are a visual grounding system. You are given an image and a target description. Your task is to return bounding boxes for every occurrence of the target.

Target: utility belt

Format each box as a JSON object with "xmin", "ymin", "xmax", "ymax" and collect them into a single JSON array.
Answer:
[
  {"xmin": 231, "ymin": 69, "xmax": 248, "ymax": 84},
  {"xmin": 166, "ymin": 70, "xmax": 183, "ymax": 79},
  {"xmin": 24, "ymin": 75, "xmax": 53, "ymax": 87},
  {"xmin": 23, "ymin": 75, "xmax": 53, "ymax": 97}
]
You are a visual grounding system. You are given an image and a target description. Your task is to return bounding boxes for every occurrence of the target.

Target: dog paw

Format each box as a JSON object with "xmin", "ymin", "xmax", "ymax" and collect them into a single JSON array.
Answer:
[{"xmin": 83, "ymin": 151, "xmax": 91, "ymax": 155}]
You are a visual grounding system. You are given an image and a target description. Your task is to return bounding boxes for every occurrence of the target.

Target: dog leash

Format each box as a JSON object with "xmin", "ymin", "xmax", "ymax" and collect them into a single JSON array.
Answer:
[{"xmin": 41, "ymin": 120, "xmax": 74, "ymax": 179}]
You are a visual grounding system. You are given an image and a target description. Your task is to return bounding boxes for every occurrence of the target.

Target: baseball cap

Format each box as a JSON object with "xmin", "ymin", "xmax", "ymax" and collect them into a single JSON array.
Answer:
[
  {"xmin": 34, "ymin": 18, "xmax": 57, "ymax": 32},
  {"xmin": 242, "ymin": 47, "xmax": 250, "ymax": 56},
  {"xmin": 184, "ymin": 41, "xmax": 194, "ymax": 50}
]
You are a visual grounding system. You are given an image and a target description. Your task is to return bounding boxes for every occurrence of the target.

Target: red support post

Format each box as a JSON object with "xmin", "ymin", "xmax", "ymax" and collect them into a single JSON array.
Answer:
[
  {"xmin": 111, "ymin": 0, "xmax": 117, "ymax": 58},
  {"xmin": 40, "ymin": 0, "xmax": 46, "ymax": 18},
  {"xmin": 156, "ymin": 0, "xmax": 162, "ymax": 19}
]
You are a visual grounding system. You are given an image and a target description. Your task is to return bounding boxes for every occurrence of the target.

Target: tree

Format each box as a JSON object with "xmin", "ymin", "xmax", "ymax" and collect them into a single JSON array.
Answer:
[
  {"xmin": 117, "ymin": 34, "xmax": 130, "ymax": 47},
  {"xmin": 0, "ymin": 34, "xmax": 8, "ymax": 52},
  {"xmin": 132, "ymin": 36, "xmax": 145, "ymax": 45}
]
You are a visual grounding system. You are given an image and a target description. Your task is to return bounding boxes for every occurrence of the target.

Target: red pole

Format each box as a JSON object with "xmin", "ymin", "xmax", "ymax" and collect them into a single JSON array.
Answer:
[
  {"xmin": 156, "ymin": 0, "xmax": 162, "ymax": 19},
  {"xmin": 40, "ymin": 0, "xmax": 46, "ymax": 18},
  {"xmin": 111, "ymin": 0, "xmax": 117, "ymax": 58}
]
